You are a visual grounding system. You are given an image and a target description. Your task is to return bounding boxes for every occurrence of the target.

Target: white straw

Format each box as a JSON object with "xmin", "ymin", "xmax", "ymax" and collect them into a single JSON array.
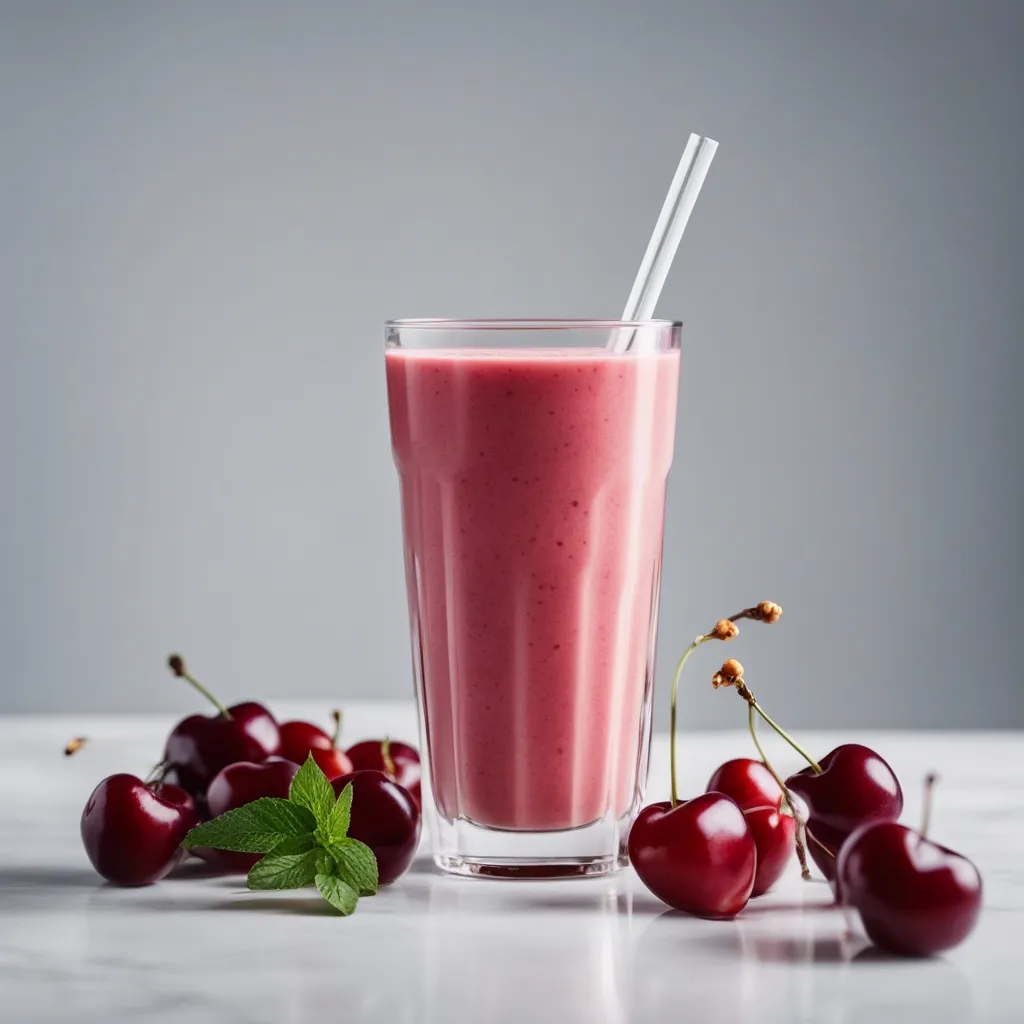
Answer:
[{"xmin": 611, "ymin": 133, "xmax": 718, "ymax": 350}]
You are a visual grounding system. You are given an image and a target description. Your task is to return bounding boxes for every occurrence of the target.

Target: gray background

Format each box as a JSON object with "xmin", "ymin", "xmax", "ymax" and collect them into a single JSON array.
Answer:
[{"xmin": 1, "ymin": 1, "xmax": 1021, "ymax": 728}]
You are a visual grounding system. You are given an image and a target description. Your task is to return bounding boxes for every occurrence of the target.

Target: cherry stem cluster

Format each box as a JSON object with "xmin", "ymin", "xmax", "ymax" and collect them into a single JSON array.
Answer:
[{"xmin": 668, "ymin": 603, "xmax": 785, "ymax": 807}]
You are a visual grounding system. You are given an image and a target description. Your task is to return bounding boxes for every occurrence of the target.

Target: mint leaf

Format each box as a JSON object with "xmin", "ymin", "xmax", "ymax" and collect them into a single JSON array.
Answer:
[
  {"xmin": 246, "ymin": 835, "xmax": 320, "ymax": 890},
  {"xmin": 290, "ymin": 754, "xmax": 336, "ymax": 825},
  {"xmin": 328, "ymin": 838, "xmax": 378, "ymax": 896},
  {"xmin": 315, "ymin": 873, "xmax": 359, "ymax": 915},
  {"xmin": 321, "ymin": 781, "xmax": 353, "ymax": 844},
  {"xmin": 182, "ymin": 798, "xmax": 316, "ymax": 852}
]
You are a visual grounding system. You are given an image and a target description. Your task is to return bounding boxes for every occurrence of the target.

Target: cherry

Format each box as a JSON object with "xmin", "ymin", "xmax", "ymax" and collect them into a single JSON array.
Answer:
[
  {"xmin": 346, "ymin": 738, "xmax": 421, "ymax": 809},
  {"xmin": 786, "ymin": 743, "xmax": 904, "ymax": 882},
  {"xmin": 628, "ymin": 794, "xmax": 757, "ymax": 918},
  {"xmin": 707, "ymin": 758, "xmax": 784, "ymax": 812},
  {"xmin": 705, "ymin": 758, "xmax": 795, "ymax": 897},
  {"xmin": 308, "ymin": 747, "xmax": 354, "ymax": 782},
  {"xmin": 279, "ymin": 719, "xmax": 333, "ymax": 758},
  {"xmin": 837, "ymin": 776, "xmax": 982, "ymax": 956},
  {"xmin": 81, "ymin": 775, "xmax": 199, "ymax": 886},
  {"xmin": 745, "ymin": 805, "xmax": 797, "ymax": 897},
  {"xmin": 331, "ymin": 770, "xmax": 420, "ymax": 885},
  {"xmin": 196, "ymin": 757, "xmax": 299, "ymax": 872},
  {"xmin": 279, "ymin": 711, "xmax": 354, "ymax": 781},
  {"xmin": 162, "ymin": 655, "xmax": 281, "ymax": 796}
]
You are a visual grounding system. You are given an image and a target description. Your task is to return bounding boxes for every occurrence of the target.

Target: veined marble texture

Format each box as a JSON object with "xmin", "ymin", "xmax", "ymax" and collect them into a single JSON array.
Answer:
[{"xmin": 1, "ymin": 704, "xmax": 1020, "ymax": 1023}]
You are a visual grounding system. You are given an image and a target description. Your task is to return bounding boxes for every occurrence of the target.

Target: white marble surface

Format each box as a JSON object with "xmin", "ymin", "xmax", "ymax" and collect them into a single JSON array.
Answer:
[{"xmin": 1, "ymin": 702, "xmax": 1021, "ymax": 1023}]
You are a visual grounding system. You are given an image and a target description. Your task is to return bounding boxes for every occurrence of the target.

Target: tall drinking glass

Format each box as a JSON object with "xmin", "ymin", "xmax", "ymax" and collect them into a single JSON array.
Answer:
[{"xmin": 385, "ymin": 320, "xmax": 681, "ymax": 877}]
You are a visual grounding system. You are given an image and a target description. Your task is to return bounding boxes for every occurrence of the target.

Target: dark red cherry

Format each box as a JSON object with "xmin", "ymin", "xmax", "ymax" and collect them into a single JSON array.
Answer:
[
  {"xmin": 744, "ymin": 804, "xmax": 796, "ymax": 897},
  {"xmin": 628, "ymin": 794, "xmax": 756, "ymax": 918},
  {"xmin": 837, "ymin": 820, "xmax": 982, "ymax": 956},
  {"xmin": 279, "ymin": 719, "xmax": 353, "ymax": 781},
  {"xmin": 196, "ymin": 757, "xmax": 299, "ymax": 872},
  {"xmin": 707, "ymin": 758, "xmax": 784, "ymax": 812},
  {"xmin": 346, "ymin": 739, "xmax": 421, "ymax": 809},
  {"xmin": 279, "ymin": 720, "xmax": 334, "ymax": 759},
  {"xmin": 706, "ymin": 758, "xmax": 794, "ymax": 896},
  {"xmin": 331, "ymin": 770, "xmax": 420, "ymax": 885},
  {"xmin": 309, "ymin": 747, "xmax": 355, "ymax": 781},
  {"xmin": 164, "ymin": 702, "xmax": 281, "ymax": 797},
  {"xmin": 786, "ymin": 744, "xmax": 903, "ymax": 882},
  {"xmin": 81, "ymin": 775, "xmax": 199, "ymax": 886},
  {"xmin": 162, "ymin": 655, "xmax": 282, "ymax": 796}
]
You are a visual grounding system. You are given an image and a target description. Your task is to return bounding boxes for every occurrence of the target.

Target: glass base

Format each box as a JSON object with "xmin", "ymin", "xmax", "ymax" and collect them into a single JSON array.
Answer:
[
  {"xmin": 427, "ymin": 809, "xmax": 633, "ymax": 879},
  {"xmin": 435, "ymin": 852, "xmax": 627, "ymax": 879}
]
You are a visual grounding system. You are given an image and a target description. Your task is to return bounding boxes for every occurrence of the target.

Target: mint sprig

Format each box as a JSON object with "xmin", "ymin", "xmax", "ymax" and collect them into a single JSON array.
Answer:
[
  {"xmin": 182, "ymin": 755, "xmax": 378, "ymax": 914},
  {"xmin": 179, "ymin": 798, "xmax": 315, "ymax": 852}
]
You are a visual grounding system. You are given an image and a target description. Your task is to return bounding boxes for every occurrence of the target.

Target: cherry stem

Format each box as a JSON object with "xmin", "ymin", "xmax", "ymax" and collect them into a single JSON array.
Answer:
[
  {"xmin": 168, "ymin": 656, "xmax": 233, "ymax": 720},
  {"xmin": 806, "ymin": 829, "xmax": 836, "ymax": 859},
  {"xmin": 381, "ymin": 736, "xmax": 396, "ymax": 779},
  {"xmin": 63, "ymin": 736, "xmax": 87, "ymax": 757},
  {"xmin": 668, "ymin": 604, "xmax": 783, "ymax": 807},
  {"xmin": 736, "ymin": 685, "xmax": 821, "ymax": 774},
  {"xmin": 330, "ymin": 710, "xmax": 343, "ymax": 748},
  {"xmin": 144, "ymin": 760, "xmax": 169, "ymax": 786},
  {"xmin": 920, "ymin": 772, "xmax": 939, "ymax": 839},
  {"xmin": 670, "ymin": 637, "xmax": 706, "ymax": 806},
  {"xmin": 747, "ymin": 705, "xmax": 812, "ymax": 881}
]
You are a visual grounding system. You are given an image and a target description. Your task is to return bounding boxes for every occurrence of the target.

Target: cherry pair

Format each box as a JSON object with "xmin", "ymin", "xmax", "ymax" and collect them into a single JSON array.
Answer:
[{"xmin": 627, "ymin": 757, "xmax": 792, "ymax": 918}]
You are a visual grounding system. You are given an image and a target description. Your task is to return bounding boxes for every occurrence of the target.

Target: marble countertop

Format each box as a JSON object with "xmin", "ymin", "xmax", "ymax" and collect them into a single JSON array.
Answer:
[{"xmin": 1, "ymin": 702, "xmax": 1021, "ymax": 1023}]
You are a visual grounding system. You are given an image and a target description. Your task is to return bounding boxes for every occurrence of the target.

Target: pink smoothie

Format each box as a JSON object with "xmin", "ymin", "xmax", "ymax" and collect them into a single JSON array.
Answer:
[{"xmin": 386, "ymin": 347, "xmax": 680, "ymax": 831}]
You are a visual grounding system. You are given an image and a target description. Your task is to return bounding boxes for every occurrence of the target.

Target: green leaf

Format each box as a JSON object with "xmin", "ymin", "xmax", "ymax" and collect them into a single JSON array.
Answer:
[
  {"xmin": 290, "ymin": 754, "xmax": 336, "ymax": 826},
  {"xmin": 181, "ymin": 798, "xmax": 316, "ymax": 853},
  {"xmin": 328, "ymin": 838, "xmax": 378, "ymax": 896},
  {"xmin": 246, "ymin": 835, "xmax": 320, "ymax": 890},
  {"xmin": 315, "ymin": 873, "xmax": 359, "ymax": 915},
  {"xmin": 320, "ymin": 781, "xmax": 353, "ymax": 844}
]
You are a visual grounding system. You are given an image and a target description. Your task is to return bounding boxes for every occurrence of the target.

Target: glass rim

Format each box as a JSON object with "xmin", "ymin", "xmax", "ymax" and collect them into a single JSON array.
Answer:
[{"xmin": 385, "ymin": 318, "xmax": 682, "ymax": 331}]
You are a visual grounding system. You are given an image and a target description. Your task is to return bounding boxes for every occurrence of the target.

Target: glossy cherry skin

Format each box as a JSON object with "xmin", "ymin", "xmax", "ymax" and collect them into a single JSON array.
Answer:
[
  {"xmin": 309, "ymin": 747, "xmax": 355, "ymax": 781},
  {"xmin": 164, "ymin": 702, "xmax": 281, "ymax": 797},
  {"xmin": 705, "ymin": 758, "xmax": 794, "ymax": 896},
  {"xmin": 81, "ymin": 775, "xmax": 199, "ymax": 886},
  {"xmin": 628, "ymin": 794, "xmax": 757, "ymax": 918},
  {"xmin": 331, "ymin": 770, "xmax": 420, "ymax": 885},
  {"xmin": 786, "ymin": 744, "xmax": 904, "ymax": 882},
  {"xmin": 707, "ymin": 758, "xmax": 785, "ymax": 812},
  {"xmin": 197, "ymin": 757, "xmax": 299, "ymax": 872},
  {"xmin": 837, "ymin": 820, "xmax": 982, "ymax": 956},
  {"xmin": 744, "ymin": 805, "xmax": 796, "ymax": 897},
  {"xmin": 279, "ymin": 720, "xmax": 354, "ymax": 781},
  {"xmin": 279, "ymin": 720, "xmax": 333, "ymax": 759},
  {"xmin": 345, "ymin": 739, "xmax": 421, "ymax": 809}
]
